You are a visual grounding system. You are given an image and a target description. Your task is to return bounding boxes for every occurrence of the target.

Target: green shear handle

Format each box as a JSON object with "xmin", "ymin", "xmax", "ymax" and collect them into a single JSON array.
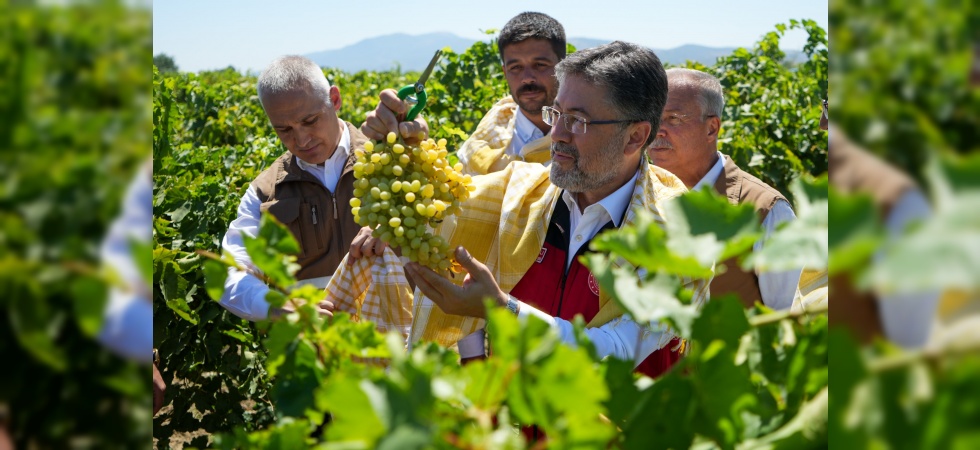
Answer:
[{"xmin": 397, "ymin": 49, "xmax": 442, "ymax": 121}]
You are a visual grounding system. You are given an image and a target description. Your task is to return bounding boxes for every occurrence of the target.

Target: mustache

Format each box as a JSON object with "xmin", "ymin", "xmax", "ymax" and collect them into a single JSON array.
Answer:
[
  {"xmin": 551, "ymin": 142, "xmax": 578, "ymax": 158},
  {"xmin": 517, "ymin": 83, "xmax": 544, "ymax": 95},
  {"xmin": 649, "ymin": 138, "xmax": 672, "ymax": 149}
]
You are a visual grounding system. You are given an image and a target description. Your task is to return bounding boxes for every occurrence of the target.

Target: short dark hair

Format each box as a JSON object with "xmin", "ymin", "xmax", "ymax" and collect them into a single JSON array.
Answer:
[
  {"xmin": 555, "ymin": 41, "xmax": 667, "ymax": 146},
  {"xmin": 498, "ymin": 12, "xmax": 566, "ymax": 62}
]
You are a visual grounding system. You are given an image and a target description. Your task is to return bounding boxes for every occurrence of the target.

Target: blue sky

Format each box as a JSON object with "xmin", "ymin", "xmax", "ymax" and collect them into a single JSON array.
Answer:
[{"xmin": 153, "ymin": 0, "xmax": 827, "ymax": 73}]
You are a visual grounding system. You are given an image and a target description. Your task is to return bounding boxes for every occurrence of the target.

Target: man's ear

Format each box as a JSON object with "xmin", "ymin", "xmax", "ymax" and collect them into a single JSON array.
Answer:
[
  {"xmin": 623, "ymin": 121, "xmax": 652, "ymax": 157},
  {"xmin": 706, "ymin": 115, "xmax": 720, "ymax": 140},
  {"xmin": 330, "ymin": 85, "xmax": 342, "ymax": 111}
]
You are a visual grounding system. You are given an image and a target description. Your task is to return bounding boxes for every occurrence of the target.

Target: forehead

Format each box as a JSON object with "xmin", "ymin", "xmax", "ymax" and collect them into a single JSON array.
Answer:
[
  {"xmin": 663, "ymin": 83, "xmax": 699, "ymax": 111},
  {"xmin": 501, "ymin": 38, "xmax": 559, "ymax": 63},
  {"xmin": 554, "ymin": 74, "xmax": 613, "ymax": 115},
  {"xmin": 262, "ymin": 87, "xmax": 326, "ymax": 124}
]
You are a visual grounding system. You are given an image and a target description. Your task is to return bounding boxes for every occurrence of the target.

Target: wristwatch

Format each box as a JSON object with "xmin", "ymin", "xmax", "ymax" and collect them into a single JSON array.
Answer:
[{"xmin": 505, "ymin": 295, "xmax": 520, "ymax": 316}]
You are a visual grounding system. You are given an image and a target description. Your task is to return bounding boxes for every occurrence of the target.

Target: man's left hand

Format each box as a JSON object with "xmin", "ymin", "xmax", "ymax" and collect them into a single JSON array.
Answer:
[{"xmin": 404, "ymin": 246, "xmax": 507, "ymax": 319}]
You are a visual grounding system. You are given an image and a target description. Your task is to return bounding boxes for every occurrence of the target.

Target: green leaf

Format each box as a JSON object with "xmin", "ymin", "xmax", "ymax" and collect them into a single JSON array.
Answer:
[
  {"xmin": 622, "ymin": 374, "xmax": 697, "ymax": 450},
  {"xmin": 866, "ymin": 191, "xmax": 980, "ymax": 294},
  {"xmin": 129, "ymin": 237, "xmax": 154, "ymax": 289},
  {"xmin": 691, "ymin": 295, "xmax": 750, "ymax": 347},
  {"xmin": 586, "ymin": 255, "xmax": 699, "ymax": 339},
  {"xmin": 462, "ymin": 358, "xmax": 509, "ymax": 411},
  {"xmin": 690, "ymin": 341, "xmax": 756, "ymax": 447},
  {"xmin": 204, "ymin": 259, "xmax": 229, "ymax": 301},
  {"xmin": 271, "ymin": 339, "xmax": 324, "ymax": 418},
  {"xmin": 70, "ymin": 275, "xmax": 108, "ymax": 337},
  {"xmin": 827, "ymin": 188, "xmax": 882, "ymax": 276},
  {"xmin": 6, "ymin": 274, "xmax": 67, "ymax": 371},
  {"xmin": 592, "ymin": 210, "xmax": 713, "ymax": 279},
  {"xmin": 263, "ymin": 319, "xmax": 303, "ymax": 377},
  {"xmin": 746, "ymin": 177, "xmax": 828, "ymax": 273},
  {"xmin": 665, "ymin": 187, "xmax": 762, "ymax": 263},
  {"xmin": 165, "ymin": 296, "xmax": 199, "ymax": 325},
  {"xmin": 243, "ymin": 213, "xmax": 301, "ymax": 289}
]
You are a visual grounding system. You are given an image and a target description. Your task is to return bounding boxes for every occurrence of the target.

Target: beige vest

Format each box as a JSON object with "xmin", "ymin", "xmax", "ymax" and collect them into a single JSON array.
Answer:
[
  {"xmin": 828, "ymin": 130, "xmax": 915, "ymax": 344},
  {"xmin": 710, "ymin": 155, "xmax": 789, "ymax": 308},
  {"xmin": 250, "ymin": 122, "xmax": 366, "ymax": 281}
]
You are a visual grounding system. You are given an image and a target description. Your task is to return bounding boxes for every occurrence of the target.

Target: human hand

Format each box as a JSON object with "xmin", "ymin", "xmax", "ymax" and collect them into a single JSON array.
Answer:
[
  {"xmin": 404, "ymin": 246, "xmax": 507, "ymax": 319},
  {"xmin": 152, "ymin": 361, "xmax": 166, "ymax": 415},
  {"xmin": 348, "ymin": 226, "xmax": 388, "ymax": 263},
  {"xmin": 271, "ymin": 298, "xmax": 335, "ymax": 318},
  {"xmin": 360, "ymin": 89, "xmax": 429, "ymax": 144}
]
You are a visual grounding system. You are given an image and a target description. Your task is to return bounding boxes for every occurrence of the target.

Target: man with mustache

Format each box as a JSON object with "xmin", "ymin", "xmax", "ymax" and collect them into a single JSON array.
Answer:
[
  {"xmin": 648, "ymin": 68, "xmax": 800, "ymax": 310},
  {"xmin": 340, "ymin": 41, "xmax": 708, "ymax": 379},
  {"xmin": 219, "ymin": 55, "xmax": 368, "ymax": 321},
  {"xmin": 361, "ymin": 12, "xmax": 563, "ymax": 175}
]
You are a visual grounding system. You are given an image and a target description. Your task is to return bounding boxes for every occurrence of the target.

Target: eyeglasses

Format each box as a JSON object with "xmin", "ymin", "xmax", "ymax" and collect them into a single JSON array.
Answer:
[
  {"xmin": 660, "ymin": 113, "xmax": 717, "ymax": 127},
  {"xmin": 541, "ymin": 106, "xmax": 635, "ymax": 135}
]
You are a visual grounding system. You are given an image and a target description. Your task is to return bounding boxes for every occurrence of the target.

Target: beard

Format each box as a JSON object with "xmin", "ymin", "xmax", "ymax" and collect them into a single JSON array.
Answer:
[
  {"xmin": 550, "ymin": 140, "xmax": 621, "ymax": 193},
  {"xmin": 512, "ymin": 82, "xmax": 551, "ymax": 116}
]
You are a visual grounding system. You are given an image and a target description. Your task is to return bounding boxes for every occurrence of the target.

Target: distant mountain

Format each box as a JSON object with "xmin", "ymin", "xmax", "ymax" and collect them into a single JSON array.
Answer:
[
  {"xmin": 305, "ymin": 32, "xmax": 804, "ymax": 73},
  {"xmin": 306, "ymin": 32, "xmax": 476, "ymax": 73}
]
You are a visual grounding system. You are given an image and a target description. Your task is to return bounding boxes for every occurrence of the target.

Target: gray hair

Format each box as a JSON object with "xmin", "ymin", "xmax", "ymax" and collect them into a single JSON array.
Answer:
[
  {"xmin": 665, "ymin": 68, "xmax": 724, "ymax": 119},
  {"xmin": 555, "ymin": 41, "xmax": 667, "ymax": 146},
  {"xmin": 256, "ymin": 55, "xmax": 332, "ymax": 108}
]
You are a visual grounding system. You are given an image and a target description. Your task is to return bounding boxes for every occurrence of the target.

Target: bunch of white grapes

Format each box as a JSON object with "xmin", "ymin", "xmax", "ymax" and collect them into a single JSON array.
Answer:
[{"xmin": 350, "ymin": 132, "xmax": 474, "ymax": 273}]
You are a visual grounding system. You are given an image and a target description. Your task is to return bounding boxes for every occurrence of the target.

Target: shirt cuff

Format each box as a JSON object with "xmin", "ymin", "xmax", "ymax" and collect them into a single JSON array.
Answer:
[
  {"xmin": 457, "ymin": 329, "xmax": 486, "ymax": 358},
  {"xmin": 515, "ymin": 299, "xmax": 557, "ymax": 328}
]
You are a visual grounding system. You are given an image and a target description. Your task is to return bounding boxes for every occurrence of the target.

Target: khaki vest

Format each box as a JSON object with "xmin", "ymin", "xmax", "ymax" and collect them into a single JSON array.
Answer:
[
  {"xmin": 251, "ymin": 122, "xmax": 366, "ymax": 281},
  {"xmin": 828, "ymin": 130, "xmax": 915, "ymax": 344},
  {"xmin": 710, "ymin": 155, "xmax": 789, "ymax": 308}
]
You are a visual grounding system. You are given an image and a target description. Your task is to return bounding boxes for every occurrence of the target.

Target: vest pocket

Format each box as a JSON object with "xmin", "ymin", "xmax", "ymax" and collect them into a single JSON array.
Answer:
[
  {"xmin": 260, "ymin": 197, "xmax": 307, "ymax": 258},
  {"xmin": 308, "ymin": 203, "xmax": 325, "ymax": 251}
]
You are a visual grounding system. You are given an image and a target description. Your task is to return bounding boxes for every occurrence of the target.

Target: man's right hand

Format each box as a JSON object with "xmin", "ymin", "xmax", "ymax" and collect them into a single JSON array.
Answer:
[
  {"xmin": 271, "ymin": 298, "xmax": 334, "ymax": 318},
  {"xmin": 348, "ymin": 226, "xmax": 389, "ymax": 262},
  {"xmin": 360, "ymin": 89, "xmax": 429, "ymax": 144}
]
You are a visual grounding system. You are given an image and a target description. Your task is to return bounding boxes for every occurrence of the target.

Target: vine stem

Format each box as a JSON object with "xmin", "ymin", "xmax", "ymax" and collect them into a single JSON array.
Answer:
[
  {"xmin": 867, "ymin": 338, "xmax": 980, "ymax": 373},
  {"xmin": 748, "ymin": 303, "xmax": 828, "ymax": 327}
]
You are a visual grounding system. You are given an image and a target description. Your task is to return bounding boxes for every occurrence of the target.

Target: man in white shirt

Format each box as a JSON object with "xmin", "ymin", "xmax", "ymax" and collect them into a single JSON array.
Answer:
[
  {"xmin": 361, "ymin": 12, "xmax": 564, "ymax": 175},
  {"xmin": 648, "ymin": 68, "xmax": 801, "ymax": 310},
  {"xmin": 220, "ymin": 56, "xmax": 369, "ymax": 321}
]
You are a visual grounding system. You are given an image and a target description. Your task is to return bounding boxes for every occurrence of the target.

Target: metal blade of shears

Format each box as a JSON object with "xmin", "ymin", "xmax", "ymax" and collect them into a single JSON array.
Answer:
[{"xmin": 414, "ymin": 49, "xmax": 443, "ymax": 91}]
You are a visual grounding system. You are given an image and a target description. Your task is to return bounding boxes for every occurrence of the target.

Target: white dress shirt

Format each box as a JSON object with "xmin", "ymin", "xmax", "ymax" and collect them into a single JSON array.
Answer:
[
  {"xmin": 694, "ymin": 151, "xmax": 801, "ymax": 310},
  {"xmin": 505, "ymin": 109, "xmax": 546, "ymax": 158},
  {"xmin": 878, "ymin": 188, "xmax": 936, "ymax": 348},
  {"xmin": 219, "ymin": 125, "xmax": 351, "ymax": 321},
  {"xmin": 97, "ymin": 163, "xmax": 153, "ymax": 362},
  {"xmin": 460, "ymin": 169, "xmax": 676, "ymax": 366}
]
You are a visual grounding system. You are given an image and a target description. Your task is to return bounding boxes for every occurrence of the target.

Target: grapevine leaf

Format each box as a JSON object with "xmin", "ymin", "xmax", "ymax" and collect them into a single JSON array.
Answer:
[
  {"xmin": 745, "ymin": 177, "xmax": 829, "ymax": 273},
  {"xmin": 70, "ymin": 275, "xmax": 108, "ymax": 337},
  {"xmin": 204, "ymin": 259, "xmax": 228, "ymax": 301}
]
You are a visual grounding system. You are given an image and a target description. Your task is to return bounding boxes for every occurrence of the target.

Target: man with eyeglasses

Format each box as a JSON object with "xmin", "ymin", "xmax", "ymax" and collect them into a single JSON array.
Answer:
[
  {"xmin": 361, "ymin": 12, "xmax": 564, "ymax": 175},
  {"xmin": 648, "ymin": 68, "xmax": 801, "ymax": 310},
  {"xmin": 338, "ymin": 41, "xmax": 708, "ymax": 380}
]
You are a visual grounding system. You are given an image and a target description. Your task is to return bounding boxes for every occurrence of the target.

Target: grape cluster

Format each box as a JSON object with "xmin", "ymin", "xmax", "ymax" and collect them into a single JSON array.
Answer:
[{"xmin": 350, "ymin": 132, "xmax": 474, "ymax": 273}]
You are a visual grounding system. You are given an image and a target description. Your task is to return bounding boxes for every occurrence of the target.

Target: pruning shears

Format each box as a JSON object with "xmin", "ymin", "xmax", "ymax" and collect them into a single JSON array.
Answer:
[{"xmin": 397, "ymin": 49, "xmax": 442, "ymax": 121}]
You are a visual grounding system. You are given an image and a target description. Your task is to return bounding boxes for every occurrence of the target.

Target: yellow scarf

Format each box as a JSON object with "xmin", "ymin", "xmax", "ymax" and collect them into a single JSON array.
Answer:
[{"xmin": 457, "ymin": 96, "xmax": 552, "ymax": 175}]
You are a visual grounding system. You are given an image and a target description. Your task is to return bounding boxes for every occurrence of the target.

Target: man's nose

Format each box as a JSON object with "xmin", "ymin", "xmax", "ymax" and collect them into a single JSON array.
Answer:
[
  {"xmin": 521, "ymin": 66, "xmax": 536, "ymax": 84},
  {"xmin": 550, "ymin": 116, "xmax": 572, "ymax": 142},
  {"xmin": 295, "ymin": 126, "xmax": 312, "ymax": 148}
]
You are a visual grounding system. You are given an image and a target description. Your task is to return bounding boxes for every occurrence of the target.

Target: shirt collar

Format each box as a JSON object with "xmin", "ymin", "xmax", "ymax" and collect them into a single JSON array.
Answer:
[
  {"xmin": 514, "ymin": 108, "xmax": 545, "ymax": 143},
  {"xmin": 294, "ymin": 123, "xmax": 351, "ymax": 171},
  {"xmin": 692, "ymin": 151, "xmax": 725, "ymax": 191},
  {"xmin": 561, "ymin": 168, "xmax": 640, "ymax": 227}
]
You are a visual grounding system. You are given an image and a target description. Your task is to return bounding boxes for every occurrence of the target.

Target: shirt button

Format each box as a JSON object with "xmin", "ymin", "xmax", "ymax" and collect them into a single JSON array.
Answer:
[{"xmin": 575, "ymin": 235, "xmax": 583, "ymax": 242}]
